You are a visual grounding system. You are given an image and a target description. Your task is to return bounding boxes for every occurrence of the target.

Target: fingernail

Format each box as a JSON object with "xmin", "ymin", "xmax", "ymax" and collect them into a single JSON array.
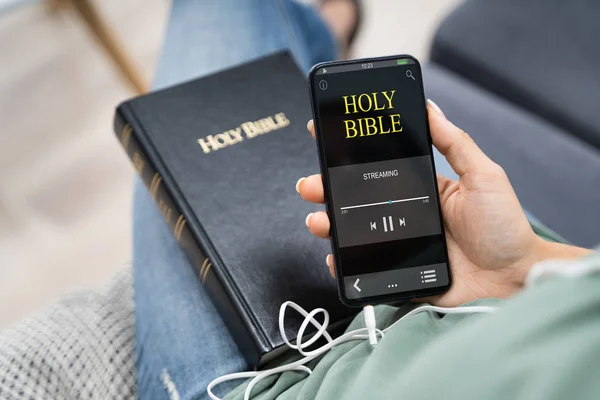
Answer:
[
  {"xmin": 307, "ymin": 120, "xmax": 313, "ymax": 130},
  {"xmin": 295, "ymin": 177, "xmax": 306, "ymax": 193},
  {"xmin": 326, "ymin": 254, "xmax": 332, "ymax": 267},
  {"xmin": 305, "ymin": 213, "xmax": 313, "ymax": 227},
  {"xmin": 427, "ymin": 99, "xmax": 445, "ymax": 117}
]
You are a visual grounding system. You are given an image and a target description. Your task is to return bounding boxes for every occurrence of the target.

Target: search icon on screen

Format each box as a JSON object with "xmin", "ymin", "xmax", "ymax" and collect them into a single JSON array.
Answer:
[{"xmin": 406, "ymin": 70, "xmax": 415, "ymax": 80}]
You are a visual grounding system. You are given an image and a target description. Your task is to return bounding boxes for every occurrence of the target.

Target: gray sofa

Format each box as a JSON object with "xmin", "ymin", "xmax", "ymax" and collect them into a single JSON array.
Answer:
[{"xmin": 424, "ymin": 0, "xmax": 600, "ymax": 247}]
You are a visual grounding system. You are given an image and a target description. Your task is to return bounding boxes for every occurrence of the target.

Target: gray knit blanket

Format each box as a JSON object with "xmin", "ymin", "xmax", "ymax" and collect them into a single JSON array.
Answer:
[{"xmin": 0, "ymin": 268, "xmax": 136, "ymax": 399}]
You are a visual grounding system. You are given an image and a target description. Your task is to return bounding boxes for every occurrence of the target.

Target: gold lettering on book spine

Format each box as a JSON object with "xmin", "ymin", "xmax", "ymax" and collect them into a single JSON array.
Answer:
[
  {"xmin": 149, "ymin": 173, "xmax": 162, "ymax": 201},
  {"xmin": 201, "ymin": 262, "xmax": 212, "ymax": 285},
  {"xmin": 199, "ymin": 258, "xmax": 209, "ymax": 278},
  {"xmin": 174, "ymin": 215, "xmax": 187, "ymax": 241},
  {"xmin": 121, "ymin": 124, "xmax": 132, "ymax": 151},
  {"xmin": 132, "ymin": 152, "xmax": 144, "ymax": 174},
  {"xmin": 199, "ymin": 258, "xmax": 212, "ymax": 285},
  {"xmin": 176, "ymin": 219, "xmax": 186, "ymax": 240},
  {"xmin": 158, "ymin": 199, "xmax": 173, "ymax": 225},
  {"xmin": 174, "ymin": 215, "xmax": 183, "ymax": 237},
  {"xmin": 150, "ymin": 173, "xmax": 158, "ymax": 193}
]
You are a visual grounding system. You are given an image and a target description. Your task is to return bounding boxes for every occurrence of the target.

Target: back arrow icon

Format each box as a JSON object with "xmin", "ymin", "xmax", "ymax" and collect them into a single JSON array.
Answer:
[{"xmin": 353, "ymin": 278, "xmax": 361, "ymax": 292}]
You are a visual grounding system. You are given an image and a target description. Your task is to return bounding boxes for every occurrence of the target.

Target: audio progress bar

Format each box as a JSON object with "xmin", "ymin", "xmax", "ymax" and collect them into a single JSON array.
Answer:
[{"xmin": 340, "ymin": 196, "xmax": 429, "ymax": 211}]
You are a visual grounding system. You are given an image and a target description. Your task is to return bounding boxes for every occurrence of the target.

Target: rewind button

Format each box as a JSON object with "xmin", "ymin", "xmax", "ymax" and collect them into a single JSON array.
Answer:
[{"xmin": 420, "ymin": 269, "xmax": 437, "ymax": 284}]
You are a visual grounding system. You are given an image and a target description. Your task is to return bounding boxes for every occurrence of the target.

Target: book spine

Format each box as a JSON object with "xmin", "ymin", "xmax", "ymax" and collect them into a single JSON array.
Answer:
[{"xmin": 114, "ymin": 108, "xmax": 262, "ymax": 367}]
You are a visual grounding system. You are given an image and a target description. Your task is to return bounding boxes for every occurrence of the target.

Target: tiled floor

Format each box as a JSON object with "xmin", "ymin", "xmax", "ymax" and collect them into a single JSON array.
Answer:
[{"xmin": 0, "ymin": 0, "xmax": 461, "ymax": 328}]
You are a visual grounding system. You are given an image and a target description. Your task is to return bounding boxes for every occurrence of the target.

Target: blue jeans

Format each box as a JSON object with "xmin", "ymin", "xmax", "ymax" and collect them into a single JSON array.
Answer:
[
  {"xmin": 134, "ymin": 1, "xmax": 336, "ymax": 399},
  {"xmin": 133, "ymin": 2, "xmax": 530, "ymax": 399}
]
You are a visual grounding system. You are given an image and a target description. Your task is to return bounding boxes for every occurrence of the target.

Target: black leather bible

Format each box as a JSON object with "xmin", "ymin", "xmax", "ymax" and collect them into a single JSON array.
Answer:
[{"xmin": 113, "ymin": 51, "xmax": 355, "ymax": 368}]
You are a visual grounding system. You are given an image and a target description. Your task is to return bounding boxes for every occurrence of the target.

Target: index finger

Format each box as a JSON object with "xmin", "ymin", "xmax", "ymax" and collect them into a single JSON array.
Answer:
[{"xmin": 307, "ymin": 119, "xmax": 316, "ymax": 139}]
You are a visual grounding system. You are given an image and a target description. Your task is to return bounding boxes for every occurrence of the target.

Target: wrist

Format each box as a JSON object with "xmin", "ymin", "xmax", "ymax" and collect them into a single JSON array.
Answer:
[
  {"xmin": 512, "ymin": 236, "xmax": 591, "ymax": 288},
  {"xmin": 538, "ymin": 239, "xmax": 592, "ymax": 260}
]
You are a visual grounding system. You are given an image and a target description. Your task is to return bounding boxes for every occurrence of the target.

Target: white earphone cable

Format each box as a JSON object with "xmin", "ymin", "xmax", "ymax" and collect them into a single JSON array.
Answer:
[
  {"xmin": 207, "ymin": 301, "xmax": 497, "ymax": 400},
  {"xmin": 207, "ymin": 250, "xmax": 600, "ymax": 399}
]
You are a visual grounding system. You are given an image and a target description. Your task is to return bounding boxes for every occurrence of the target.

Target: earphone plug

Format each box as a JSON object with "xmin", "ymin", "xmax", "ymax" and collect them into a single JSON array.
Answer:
[{"xmin": 363, "ymin": 305, "xmax": 378, "ymax": 346}]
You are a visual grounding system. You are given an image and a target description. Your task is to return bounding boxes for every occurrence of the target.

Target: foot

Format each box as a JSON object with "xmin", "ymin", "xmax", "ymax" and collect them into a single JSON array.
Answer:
[{"xmin": 319, "ymin": 0, "xmax": 359, "ymax": 59}]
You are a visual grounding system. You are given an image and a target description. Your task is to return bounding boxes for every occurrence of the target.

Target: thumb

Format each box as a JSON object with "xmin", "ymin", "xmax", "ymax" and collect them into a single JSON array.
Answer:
[{"xmin": 427, "ymin": 100, "xmax": 495, "ymax": 177}]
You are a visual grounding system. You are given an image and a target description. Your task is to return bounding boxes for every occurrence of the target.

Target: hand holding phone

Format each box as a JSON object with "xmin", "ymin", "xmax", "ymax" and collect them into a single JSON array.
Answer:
[{"xmin": 304, "ymin": 55, "xmax": 543, "ymax": 307}]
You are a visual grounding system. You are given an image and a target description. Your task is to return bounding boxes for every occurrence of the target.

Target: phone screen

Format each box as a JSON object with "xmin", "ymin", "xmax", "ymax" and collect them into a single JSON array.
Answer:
[{"xmin": 309, "ymin": 56, "xmax": 451, "ymax": 305}]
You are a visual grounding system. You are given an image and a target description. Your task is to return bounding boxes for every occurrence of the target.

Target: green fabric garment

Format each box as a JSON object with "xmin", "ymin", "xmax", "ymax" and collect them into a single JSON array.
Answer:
[
  {"xmin": 225, "ymin": 228, "xmax": 599, "ymax": 399},
  {"xmin": 530, "ymin": 218, "xmax": 567, "ymax": 244}
]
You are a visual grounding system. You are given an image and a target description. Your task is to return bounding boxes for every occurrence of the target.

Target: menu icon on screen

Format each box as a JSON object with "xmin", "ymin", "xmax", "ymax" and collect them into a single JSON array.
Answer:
[{"xmin": 421, "ymin": 269, "xmax": 437, "ymax": 283}]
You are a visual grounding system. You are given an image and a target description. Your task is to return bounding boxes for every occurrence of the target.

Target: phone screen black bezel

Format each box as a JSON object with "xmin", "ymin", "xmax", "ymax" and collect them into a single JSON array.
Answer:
[{"xmin": 308, "ymin": 54, "xmax": 452, "ymax": 307}]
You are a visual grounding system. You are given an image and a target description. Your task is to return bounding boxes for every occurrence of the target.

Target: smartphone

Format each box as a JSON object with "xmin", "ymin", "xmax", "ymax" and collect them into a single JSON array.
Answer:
[{"xmin": 308, "ymin": 55, "xmax": 451, "ymax": 306}]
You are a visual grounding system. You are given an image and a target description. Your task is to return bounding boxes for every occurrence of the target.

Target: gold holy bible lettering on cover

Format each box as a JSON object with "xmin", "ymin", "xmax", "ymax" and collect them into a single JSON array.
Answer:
[{"xmin": 197, "ymin": 112, "xmax": 290, "ymax": 154}]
